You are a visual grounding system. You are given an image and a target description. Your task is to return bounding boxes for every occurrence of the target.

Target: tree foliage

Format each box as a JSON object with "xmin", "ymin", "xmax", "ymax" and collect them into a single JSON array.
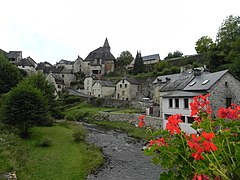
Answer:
[
  {"xmin": 164, "ymin": 51, "xmax": 183, "ymax": 59},
  {"xmin": 133, "ymin": 52, "xmax": 144, "ymax": 75},
  {"xmin": 195, "ymin": 36, "xmax": 214, "ymax": 54},
  {"xmin": 1, "ymin": 83, "xmax": 49, "ymax": 138},
  {"xmin": 116, "ymin": 50, "xmax": 134, "ymax": 68},
  {"xmin": 0, "ymin": 53, "xmax": 23, "ymax": 94}
]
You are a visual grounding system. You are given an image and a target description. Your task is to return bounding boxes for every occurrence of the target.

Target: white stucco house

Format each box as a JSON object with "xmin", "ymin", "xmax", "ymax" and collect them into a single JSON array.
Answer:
[{"xmin": 160, "ymin": 68, "xmax": 240, "ymax": 134}]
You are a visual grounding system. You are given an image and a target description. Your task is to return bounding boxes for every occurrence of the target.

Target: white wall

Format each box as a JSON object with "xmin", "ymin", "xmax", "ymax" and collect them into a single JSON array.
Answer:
[{"xmin": 162, "ymin": 97, "xmax": 197, "ymax": 134}]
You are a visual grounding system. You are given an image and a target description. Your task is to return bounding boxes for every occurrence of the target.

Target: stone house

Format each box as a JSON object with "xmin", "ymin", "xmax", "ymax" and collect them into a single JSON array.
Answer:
[
  {"xmin": 7, "ymin": 51, "xmax": 22, "ymax": 65},
  {"xmin": 36, "ymin": 61, "xmax": 53, "ymax": 73},
  {"xmin": 46, "ymin": 73, "xmax": 65, "ymax": 98},
  {"xmin": 56, "ymin": 59, "xmax": 74, "ymax": 70},
  {"xmin": 160, "ymin": 69, "xmax": 240, "ymax": 134},
  {"xmin": 17, "ymin": 56, "xmax": 37, "ymax": 75},
  {"xmin": 128, "ymin": 53, "xmax": 160, "ymax": 69},
  {"xmin": 51, "ymin": 66, "xmax": 75, "ymax": 87},
  {"xmin": 92, "ymin": 80, "xmax": 115, "ymax": 98},
  {"xmin": 116, "ymin": 77, "xmax": 141, "ymax": 101},
  {"xmin": 83, "ymin": 75, "xmax": 99, "ymax": 96},
  {"xmin": 73, "ymin": 56, "xmax": 84, "ymax": 73},
  {"xmin": 83, "ymin": 38, "xmax": 115, "ymax": 75}
]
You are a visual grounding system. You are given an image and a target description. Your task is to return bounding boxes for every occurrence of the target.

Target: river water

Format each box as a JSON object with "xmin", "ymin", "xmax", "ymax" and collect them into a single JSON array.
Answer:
[{"xmin": 83, "ymin": 123, "xmax": 164, "ymax": 180}]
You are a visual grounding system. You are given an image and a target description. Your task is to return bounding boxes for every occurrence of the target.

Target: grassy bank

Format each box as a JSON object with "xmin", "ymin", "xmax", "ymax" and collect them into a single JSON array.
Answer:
[
  {"xmin": 1, "ymin": 123, "xmax": 104, "ymax": 180},
  {"xmin": 93, "ymin": 121, "xmax": 150, "ymax": 141}
]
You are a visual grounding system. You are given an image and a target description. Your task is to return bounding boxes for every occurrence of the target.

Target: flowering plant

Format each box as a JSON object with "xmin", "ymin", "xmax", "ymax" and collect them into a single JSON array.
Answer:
[{"xmin": 139, "ymin": 94, "xmax": 240, "ymax": 179}]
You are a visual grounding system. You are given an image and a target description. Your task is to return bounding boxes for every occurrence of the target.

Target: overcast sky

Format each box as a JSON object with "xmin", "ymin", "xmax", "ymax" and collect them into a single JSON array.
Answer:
[{"xmin": 0, "ymin": 0, "xmax": 239, "ymax": 64}]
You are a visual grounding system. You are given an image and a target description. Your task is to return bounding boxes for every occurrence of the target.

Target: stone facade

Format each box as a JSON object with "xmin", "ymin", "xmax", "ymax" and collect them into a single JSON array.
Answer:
[
  {"xmin": 99, "ymin": 112, "xmax": 162, "ymax": 130},
  {"xmin": 208, "ymin": 72, "xmax": 240, "ymax": 115}
]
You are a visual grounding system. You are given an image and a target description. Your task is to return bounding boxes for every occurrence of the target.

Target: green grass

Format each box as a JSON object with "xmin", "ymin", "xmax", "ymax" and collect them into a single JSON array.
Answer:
[
  {"xmin": 64, "ymin": 101, "xmax": 115, "ymax": 121},
  {"xmin": 16, "ymin": 124, "xmax": 104, "ymax": 180},
  {"xmin": 93, "ymin": 121, "xmax": 150, "ymax": 140}
]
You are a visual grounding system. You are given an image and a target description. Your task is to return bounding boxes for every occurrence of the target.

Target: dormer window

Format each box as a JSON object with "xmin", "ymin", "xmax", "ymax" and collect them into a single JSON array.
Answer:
[
  {"xmin": 201, "ymin": 80, "xmax": 210, "ymax": 85},
  {"xmin": 189, "ymin": 81, "xmax": 196, "ymax": 86}
]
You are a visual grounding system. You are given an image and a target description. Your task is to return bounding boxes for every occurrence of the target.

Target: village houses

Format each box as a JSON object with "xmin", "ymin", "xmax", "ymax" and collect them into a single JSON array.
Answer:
[{"xmin": 92, "ymin": 80, "xmax": 115, "ymax": 98}]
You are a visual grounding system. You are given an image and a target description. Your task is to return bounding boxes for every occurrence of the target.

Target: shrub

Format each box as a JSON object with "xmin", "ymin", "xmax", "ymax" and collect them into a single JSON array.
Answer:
[
  {"xmin": 36, "ymin": 136, "xmax": 54, "ymax": 147},
  {"xmin": 1, "ymin": 83, "xmax": 49, "ymax": 138},
  {"xmin": 73, "ymin": 125, "xmax": 86, "ymax": 143}
]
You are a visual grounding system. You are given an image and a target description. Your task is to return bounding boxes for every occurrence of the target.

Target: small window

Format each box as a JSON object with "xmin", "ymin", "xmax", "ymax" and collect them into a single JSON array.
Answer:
[
  {"xmin": 184, "ymin": 99, "xmax": 189, "ymax": 109},
  {"xmin": 126, "ymin": 98, "xmax": 129, "ymax": 101},
  {"xmin": 175, "ymin": 99, "xmax": 179, "ymax": 108},
  {"xmin": 120, "ymin": 84, "xmax": 122, "ymax": 88},
  {"xmin": 226, "ymin": 98, "xmax": 232, "ymax": 108},
  {"xmin": 169, "ymin": 99, "xmax": 173, "ymax": 108},
  {"xmin": 62, "ymin": 75, "xmax": 64, "ymax": 78},
  {"xmin": 202, "ymin": 79, "xmax": 210, "ymax": 85},
  {"xmin": 187, "ymin": 117, "xmax": 195, "ymax": 123},
  {"xmin": 125, "ymin": 84, "xmax": 127, "ymax": 88},
  {"xmin": 189, "ymin": 81, "xmax": 196, "ymax": 86}
]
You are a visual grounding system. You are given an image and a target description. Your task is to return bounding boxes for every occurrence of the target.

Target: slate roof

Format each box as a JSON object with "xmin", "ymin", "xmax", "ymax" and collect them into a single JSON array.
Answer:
[
  {"xmin": 94, "ymin": 80, "xmax": 115, "ymax": 87},
  {"xmin": 160, "ymin": 74, "xmax": 195, "ymax": 92},
  {"xmin": 17, "ymin": 57, "xmax": 36, "ymax": 67},
  {"xmin": 153, "ymin": 73, "xmax": 180, "ymax": 84},
  {"xmin": 7, "ymin": 51, "xmax": 22, "ymax": 59},
  {"xmin": 57, "ymin": 59, "xmax": 74, "ymax": 65},
  {"xmin": 36, "ymin": 61, "xmax": 53, "ymax": 70},
  {"xmin": 161, "ymin": 91, "xmax": 202, "ymax": 98},
  {"xmin": 52, "ymin": 74, "xmax": 64, "ymax": 85},
  {"xmin": 142, "ymin": 54, "xmax": 160, "ymax": 62},
  {"xmin": 183, "ymin": 69, "xmax": 229, "ymax": 91},
  {"xmin": 84, "ymin": 38, "xmax": 115, "ymax": 62},
  {"xmin": 125, "ymin": 77, "xmax": 141, "ymax": 85}
]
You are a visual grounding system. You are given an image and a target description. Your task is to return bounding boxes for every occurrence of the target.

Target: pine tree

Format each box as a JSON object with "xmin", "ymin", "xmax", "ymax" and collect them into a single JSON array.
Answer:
[{"xmin": 133, "ymin": 51, "xmax": 144, "ymax": 75}]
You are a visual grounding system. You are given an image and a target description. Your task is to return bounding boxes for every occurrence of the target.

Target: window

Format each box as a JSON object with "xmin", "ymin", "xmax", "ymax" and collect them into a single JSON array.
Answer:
[
  {"xmin": 181, "ymin": 116, "xmax": 185, "ymax": 123},
  {"xmin": 226, "ymin": 98, "xmax": 232, "ymax": 108},
  {"xmin": 62, "ymin": 74, "xmax": 64, "ymax": 78},
  {"xmin": 120, "ymin": 84, "xmax": 122, "ymax": 88},
  {"xmin": 201, "ymin": 79, "xmax": 210, "ymax": 85},
  {"xmin": 57, "ymin": 85, "xmax": 61, "ymax": 88},
  {"xmin": 187, "ymin": 117, "xmax": 194, "ymax": 123},
  {"xmin": 122, "ymin": 91, "xmax": 125, "ymax": 96},
  {"xmin": 169, "ymin": 99, "xmax": 173, "ymax": 108},
  {"xmin": 189, "ymin": 81, "xmax": 196, "ymax": 86},
  {"xmin": 184, "ymin": 98, "xmax": 189, "ymax": 109},
  {"xmin": 175, "ymin": 99, "xmax": 179, "ymax": 108},
  {"xmin": 125, "ymin": 84, "xmax": 127, "ymax": 88},
  {"xmin": 126, "ymin": 98, "xmax": 129, "ymax": 101}
]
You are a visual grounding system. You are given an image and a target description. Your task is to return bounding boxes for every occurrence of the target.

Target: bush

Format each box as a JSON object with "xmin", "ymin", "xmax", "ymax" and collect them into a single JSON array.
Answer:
[
  {"xmin": 35, "ymin": 136, "xmax": 54, "ymax": 147},
  {"xmin": 73, "ymin": 125, "xmax": 86, "ymax": 143},
  {"xmin": 1, "ymin": 83, "xmax": 49, "ymax": 138}
]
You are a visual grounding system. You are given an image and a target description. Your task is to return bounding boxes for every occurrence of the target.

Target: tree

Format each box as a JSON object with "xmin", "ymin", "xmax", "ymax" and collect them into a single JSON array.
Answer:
[
  {"xmin": 133, "ymin": 51, "xmax": 144, "ymax": 75},
  {"xmin": 1, "ymin": 83, "xmax": 49, "ymax": 138},
  {"xmin": 164, "ymin": 51, "xmax": 183, "ymax": 59},
  {"xmin": 216, "ymin": 15, "xmax": 240, "ymax": 55},
  {"xmin": 0, "ymin": 52, "xmax": 23, "ymax": 94},
  {"xmin": 195, "ymin": 36, "xmax": 214, "ymax": 54},
  {"xmin": 115, "ymin": 50, "xmax": 134, "ymax": 68}
]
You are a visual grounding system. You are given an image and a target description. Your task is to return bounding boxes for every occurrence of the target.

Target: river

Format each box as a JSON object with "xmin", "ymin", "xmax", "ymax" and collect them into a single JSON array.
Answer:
[{"xmin": 82, "ymin": 123, "xmax": 164, "ymax": 180}]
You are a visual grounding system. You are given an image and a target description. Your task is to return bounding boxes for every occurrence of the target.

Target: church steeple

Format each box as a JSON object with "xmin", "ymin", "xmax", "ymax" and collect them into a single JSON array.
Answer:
[{"xmin": 103, "ymin": 37, "xmax": 110, "ymax": 52}]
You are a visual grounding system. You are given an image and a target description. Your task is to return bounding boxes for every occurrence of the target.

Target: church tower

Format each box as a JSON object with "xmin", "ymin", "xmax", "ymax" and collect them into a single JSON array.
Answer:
[{"xmin": 103, "ymin": 37, "xmax": 110, "ymax": 52}]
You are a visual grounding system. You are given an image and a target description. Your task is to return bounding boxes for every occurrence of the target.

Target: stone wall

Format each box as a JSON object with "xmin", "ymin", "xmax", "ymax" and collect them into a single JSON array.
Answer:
[
  {"xmin": 209, "ymin": 72, "xmax": 240, "ymax": 115},
  {"xmin": 99, "ymin": 112, "xmax": 163, "ymax": 130}
]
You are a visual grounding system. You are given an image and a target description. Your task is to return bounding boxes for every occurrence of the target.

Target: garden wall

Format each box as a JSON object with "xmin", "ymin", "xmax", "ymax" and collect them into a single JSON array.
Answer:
[{"xmin": 99, "ymin": 112, "xmax": 163, "ymax": 130}]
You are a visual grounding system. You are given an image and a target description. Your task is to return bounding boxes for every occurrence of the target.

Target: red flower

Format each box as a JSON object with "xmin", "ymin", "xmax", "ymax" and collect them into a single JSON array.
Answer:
[
  {"xmin": 138, "ymin": 115, "xmax": 146, "ymax": 128},
  {"xmin": 155, "ymin": 137, "xmax": 168, "ymax": 147},
  {"xmin": 188, "ymin": 134, "xmax": 202, "ymax": 150},
  {"xmin": 192, "ymin": 147, "xmax": 204, "ymax": 160},
  {"xmin": 166, "ymin": 114, "xmax": 182, "ymax": 135},
  {"xmin": 190, "ymin": 94, "xmax": 212, "ymax": 117},
  {"xmin": 217, "ymin": 104, "xmax": 240, "ymax": 120},
  {"xmin": 201, "ymin": 132, "xmax": 218, "ymax": 152},
  {"xmin": 193, "ymin": 173, "xmax": 210, "ymax": 180}
]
